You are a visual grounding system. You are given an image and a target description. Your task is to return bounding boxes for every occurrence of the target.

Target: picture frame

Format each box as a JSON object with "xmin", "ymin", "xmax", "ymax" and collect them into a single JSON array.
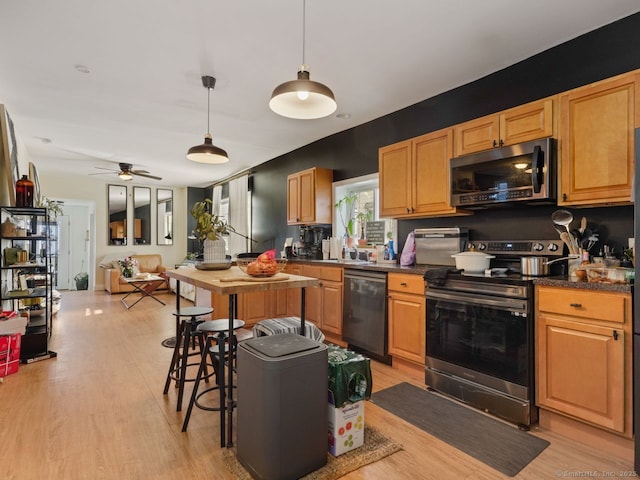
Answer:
[
  {"xmin": 29, "ymin": 161, "xmax": 41, "ymax": 206},
  {"xmin": 0, "ymin": 104, "xmax": 19, "ymax": 206}
]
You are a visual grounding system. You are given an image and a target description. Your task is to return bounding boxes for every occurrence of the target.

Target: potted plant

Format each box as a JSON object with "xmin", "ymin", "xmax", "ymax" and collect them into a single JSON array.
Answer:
[
  {"xmin": 36, "ymin": 196, "xmax": 64, "ymax": 220},
  {"xmin": 355, "ymin": 210, "xmax": 373, "ymax": 245},
  {"xmin": 334, "ymin": 192, "xmax": 357, "ymax": 245},
  {"xmin": 190, "ymin": 199, "xmax": 235, "ymax": 263}
]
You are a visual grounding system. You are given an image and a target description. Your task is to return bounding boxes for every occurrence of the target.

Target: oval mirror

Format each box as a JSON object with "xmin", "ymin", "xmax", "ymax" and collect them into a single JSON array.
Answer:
[
  {"xmin": 108, "ymin": 184, "xmax": 127, "ymax": 245},
  {"xmin": 157, "ymin": 188, "xmax": 173, "ymax": 245},
  {"xmin": 133, "ymin": 186, "xmax": 151, "ymax": 245}
]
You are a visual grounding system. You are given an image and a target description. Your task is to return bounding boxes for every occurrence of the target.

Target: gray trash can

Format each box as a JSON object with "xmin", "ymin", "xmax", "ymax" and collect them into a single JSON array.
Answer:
[{"xmin": 237, "ymin": 333, "xmax": 328, "ymax": 480}]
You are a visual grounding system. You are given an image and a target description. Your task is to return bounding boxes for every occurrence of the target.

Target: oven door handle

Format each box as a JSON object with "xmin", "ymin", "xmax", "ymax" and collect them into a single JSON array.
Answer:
[{"xmin": 426, "ymin": 289, "xmax": 528, "ymax": 313}]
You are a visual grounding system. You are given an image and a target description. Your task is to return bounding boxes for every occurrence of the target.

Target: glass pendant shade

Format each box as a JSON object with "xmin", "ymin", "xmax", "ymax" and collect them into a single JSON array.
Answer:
[
  {"xmin": 269, "ymin": 67, "xmax": 337, "ymax": 119},
  {"xmin": 118, "ymin": 172, "xmax": 133, "ymax": 181},
  {"xmin": 187, "ymin": 134, "xmax": 229, "ymax": 164}
]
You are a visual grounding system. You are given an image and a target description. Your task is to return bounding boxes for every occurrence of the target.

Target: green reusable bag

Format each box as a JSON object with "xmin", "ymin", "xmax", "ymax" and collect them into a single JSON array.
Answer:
[
  {"xmin": 3, "ymin": 247, "xmax": 20, "ymax": 266},
  {"xmin": 327, "ymin": 344, "xmax": 372, "ymax": 408}
]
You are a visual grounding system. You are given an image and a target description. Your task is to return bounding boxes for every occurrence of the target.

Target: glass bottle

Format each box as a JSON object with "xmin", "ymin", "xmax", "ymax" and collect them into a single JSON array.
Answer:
[{"xmin": 15, "ymin": 175, "xmax": 34, "ymax": 207}]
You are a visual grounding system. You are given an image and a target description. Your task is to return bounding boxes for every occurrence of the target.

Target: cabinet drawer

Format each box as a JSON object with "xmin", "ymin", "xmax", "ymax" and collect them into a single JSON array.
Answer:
[
  {"xmin": 537, "ymin": 287, "xmax": 628, "ymax": 324},
  {"xmin": 321, "ymin": 266, "xmax": 342, "ymax": 283},
  {"xmin": 388, "ymin": 273, "xmax": 424, "ymax": 295},
  {"xmin": 301, "ymin": 265, "xmax": 322, "ymax": 279}
]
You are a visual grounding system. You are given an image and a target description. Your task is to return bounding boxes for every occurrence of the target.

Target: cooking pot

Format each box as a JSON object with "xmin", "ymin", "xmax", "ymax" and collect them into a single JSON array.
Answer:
[
  {"xmin": 521, "ymin": 256, "xmax": 549, "ymax": 276},
  {"xmin": 451, "ymin": 251, "xmax": 495, "ymax": 273}
]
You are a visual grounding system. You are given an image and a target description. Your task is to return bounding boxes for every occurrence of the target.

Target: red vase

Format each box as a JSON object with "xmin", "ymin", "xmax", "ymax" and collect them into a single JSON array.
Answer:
[{"xmin": 15, "ymin": 175, "xmax": 34, "ymax": 207}]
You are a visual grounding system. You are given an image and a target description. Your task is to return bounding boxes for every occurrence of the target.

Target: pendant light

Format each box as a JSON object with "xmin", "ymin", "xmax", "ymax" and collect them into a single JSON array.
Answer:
[
  {"xmin": 269, "ymin": 0, "xmax": 337, "ymax": 119},
  {"xmin": 187, "ymin": 75, "xmax": 229, "ymax": 164}
]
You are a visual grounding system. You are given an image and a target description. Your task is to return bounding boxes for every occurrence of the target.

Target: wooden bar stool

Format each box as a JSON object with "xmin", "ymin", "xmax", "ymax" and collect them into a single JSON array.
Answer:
[
  {"xmin": 163, "ymin": 306, "xmax": 214, "ymax": 411},
  {"xmin": 181, "ymin": 319, "xmax": 251, "ymax": 445}
]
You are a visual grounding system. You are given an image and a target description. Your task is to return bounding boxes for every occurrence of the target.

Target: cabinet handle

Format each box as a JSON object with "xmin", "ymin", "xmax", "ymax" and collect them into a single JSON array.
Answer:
[
  {"xmin": 499, "ymin": 139, "xmax": 504, "ymax": 147},
  {"xmin": 613, "ymin": 330, "xmax": 619, "ymax": 341},
  {"xmin": 492, "ymin": 140, "xmax": 497, "ymax": 148},
  {"xmin": 406, "ymin": 208, "xmax": 410, "ymax": 213},
  {"xmin": 400, "ymin": 282, "xmax": 407, "ymax": 287},
  {"xmin": 569, "ymin": 303, "xmax": 582, "ymax": 308},
  {"xmin": 562, "ymin": 193, "xmax": 567, "ymax": 202},
  {"xmin": 411, "ymin": 207, "xmax": 415, "ymax": 213}
]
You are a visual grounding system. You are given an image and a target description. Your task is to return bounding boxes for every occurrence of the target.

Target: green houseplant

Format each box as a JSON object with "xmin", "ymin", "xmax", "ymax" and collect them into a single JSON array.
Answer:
[
  {"xmin": 190, "ymin": 199, "xmax": 234, "ymax": 262},
  {"xmin": 334, "ymin": 192, "xmax": 357, "ymax": 241}
]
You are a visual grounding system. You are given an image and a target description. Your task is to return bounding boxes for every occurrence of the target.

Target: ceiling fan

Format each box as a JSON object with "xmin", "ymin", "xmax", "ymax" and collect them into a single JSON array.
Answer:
[{"xmin": 90, "ymin": 162, "xmax": 162, "ymax": 181}]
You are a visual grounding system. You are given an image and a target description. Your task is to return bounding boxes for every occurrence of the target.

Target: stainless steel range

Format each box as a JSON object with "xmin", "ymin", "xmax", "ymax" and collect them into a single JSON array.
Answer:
[{"xmin": 423, "ymin": 237, "xmax": 564, "ymax": 429}]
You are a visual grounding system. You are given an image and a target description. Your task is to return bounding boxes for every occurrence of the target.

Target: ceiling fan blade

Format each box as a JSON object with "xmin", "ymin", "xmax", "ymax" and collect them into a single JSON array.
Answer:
[
  {"xmin": 88, "ymin": 172, "xmax": 114, "ymax": 176},
  {"xmin": 134, "ymin": 172, "xmax": 163, "ymax": 181},
  {"xmin": 131, "ymin": 169, "xmax": 150, "ymax": 174},
  {"xmin": 94, "ymin": 166, "xmax": 118, "ymax": 172}
]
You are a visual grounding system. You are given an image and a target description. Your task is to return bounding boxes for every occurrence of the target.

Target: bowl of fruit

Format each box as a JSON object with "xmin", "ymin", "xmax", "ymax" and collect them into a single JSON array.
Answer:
[{"xmin": 236, "ymin": 250, "xmax": 287, "ymax": 277}]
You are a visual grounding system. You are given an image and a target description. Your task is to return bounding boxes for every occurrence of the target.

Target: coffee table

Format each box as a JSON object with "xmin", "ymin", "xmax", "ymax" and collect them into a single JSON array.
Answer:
[{"xmin": 121, "ymin": 275, "xmax": 167, "ymax": 309}]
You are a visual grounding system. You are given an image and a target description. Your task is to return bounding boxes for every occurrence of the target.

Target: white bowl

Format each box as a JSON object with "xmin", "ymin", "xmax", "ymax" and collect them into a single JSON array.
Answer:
[{"xmin": 451, "ymin": 251, "xmax": 495, "ymax": 273}]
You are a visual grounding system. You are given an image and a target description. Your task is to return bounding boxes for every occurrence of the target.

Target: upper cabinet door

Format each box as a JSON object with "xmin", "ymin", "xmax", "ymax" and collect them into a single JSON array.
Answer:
[
  {"xmin": 379, "ymin": 140, "xmax": 413, "ymax": 217},
  {"xmin": 286, "ymin": 167, "xmax": 333, "ymax": 225},
  {"xmin": 412, "ymin": 128, "xmax": 459, "ymax": 216},
  {"xmin": 454, "ymin": 98, "xmax": 554, "ymax": 156},
  {"xmin": 454, "ymin": 114, "xmax": 500, "ymax": 156},
  {"xmin": 287, "ymin": 174, "xmax": 300, "ymax": 224},
  {"xmin": 298, "ymin": 168, "xmax": 317, "ymax": 224},
  {"xmin": 559, "ymin": 71, "xmax": 639, "ymax": 206},
  {"xmin": 500, "ymin": 98, "xmax": 554, "ymax": 146}
]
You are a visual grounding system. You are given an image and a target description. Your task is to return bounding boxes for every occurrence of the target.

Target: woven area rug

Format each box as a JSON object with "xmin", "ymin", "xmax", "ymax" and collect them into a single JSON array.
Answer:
[
  {"xmin": 222, "ymin": 425, "xmax": 402, "ymax": 480},
  {"xmin": 371, "ymin": 382, "xmax": 549, "ymax": 477}
]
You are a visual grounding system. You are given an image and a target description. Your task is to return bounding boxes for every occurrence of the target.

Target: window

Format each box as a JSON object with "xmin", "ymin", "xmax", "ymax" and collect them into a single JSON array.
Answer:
[{"xmin": 333, "ymin": 173, "xmax": 396, "ymax": 246}]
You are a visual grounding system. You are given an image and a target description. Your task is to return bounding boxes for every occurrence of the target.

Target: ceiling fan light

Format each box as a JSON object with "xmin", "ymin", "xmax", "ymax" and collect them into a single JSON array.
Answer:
[
  {"xmin": 187, "ymin": 134, "xmax": 229, "ymax": 164},
  {"xmin": 118, "ymin": 171, "xmax": 133, "ymax": 181},
  {"xmin": 269, "ymin": 68, "xmax": 337, "ymax": 120}
]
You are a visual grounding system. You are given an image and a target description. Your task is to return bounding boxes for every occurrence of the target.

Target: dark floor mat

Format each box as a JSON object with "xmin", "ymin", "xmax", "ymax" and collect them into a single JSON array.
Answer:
[
  {"xmin": 161, "ymin": 336, "xmax": 176, "ymax": 348},
  {"xmin": 371, "ymin": 382, "xmax": 549, "ymax": 477}
]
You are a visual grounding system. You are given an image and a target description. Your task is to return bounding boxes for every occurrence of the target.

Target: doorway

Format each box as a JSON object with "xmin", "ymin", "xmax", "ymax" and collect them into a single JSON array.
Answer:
[{"xmin": 55, "ymin": 201, "xmax": 95, "ymax": 290}]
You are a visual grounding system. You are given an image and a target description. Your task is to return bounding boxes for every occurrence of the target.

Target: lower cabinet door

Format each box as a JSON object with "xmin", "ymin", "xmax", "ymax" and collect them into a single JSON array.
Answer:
[
  {"xmin": 537, "ymin": 315, "xmax": 625, "ymax": 433},
  {"xmin": 321, "ymin": 280, "xmax": 343, "ymax": 335},
  {"xmin": 388, "ymin": 292, "xmax": 425, "ymax": 365}
]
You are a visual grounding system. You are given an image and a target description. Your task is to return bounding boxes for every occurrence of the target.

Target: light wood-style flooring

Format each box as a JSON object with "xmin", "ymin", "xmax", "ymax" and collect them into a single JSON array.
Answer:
[{"xmin": 0, "ymin": 290, "xmax": 634, "ymax": 479}]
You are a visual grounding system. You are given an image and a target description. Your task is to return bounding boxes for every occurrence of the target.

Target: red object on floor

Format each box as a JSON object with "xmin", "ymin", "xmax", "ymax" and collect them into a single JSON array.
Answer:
[{"xmin": 0, "ymin": 333, "xmax": 21, "ymax": 377}]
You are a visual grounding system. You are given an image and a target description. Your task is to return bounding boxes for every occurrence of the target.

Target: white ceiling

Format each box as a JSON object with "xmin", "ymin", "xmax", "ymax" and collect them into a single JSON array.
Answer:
[{"xmin": 0, "ymin": 0, "xmax": 638, "ymax": 188}]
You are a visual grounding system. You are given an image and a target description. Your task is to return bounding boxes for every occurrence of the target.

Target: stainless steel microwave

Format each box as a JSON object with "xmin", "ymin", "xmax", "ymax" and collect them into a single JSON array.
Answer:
[{"xmin": 450, "ymin": 137, "xmax": 556, "ymax": 207}]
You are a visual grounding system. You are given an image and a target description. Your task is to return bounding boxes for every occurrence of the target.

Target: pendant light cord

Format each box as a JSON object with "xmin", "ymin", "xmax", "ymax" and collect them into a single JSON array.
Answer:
[
  {"xmin": 301, "ymin": 0, "xmax": 306, "ymax": 65},
  {"xmin": 206, "ymin": 86, "xmax": 211, "ymax": 135}
]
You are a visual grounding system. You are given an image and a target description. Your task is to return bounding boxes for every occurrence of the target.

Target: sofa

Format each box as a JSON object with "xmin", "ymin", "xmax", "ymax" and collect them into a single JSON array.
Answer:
[{"xmin": 103, "ymin": 253, "xmax": 169, "ymax": 294}]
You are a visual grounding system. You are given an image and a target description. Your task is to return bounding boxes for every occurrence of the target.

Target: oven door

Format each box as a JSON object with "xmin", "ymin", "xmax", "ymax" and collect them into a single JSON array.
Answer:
[{"xmin": 425, "ymin": 288, "xmax": 531, "ymax": 399}]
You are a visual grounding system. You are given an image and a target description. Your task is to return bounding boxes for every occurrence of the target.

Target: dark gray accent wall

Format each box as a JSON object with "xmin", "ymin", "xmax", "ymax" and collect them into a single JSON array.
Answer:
[{"xmin": 245, "ymin": 13, "xmax": 640, "ymax": 256}]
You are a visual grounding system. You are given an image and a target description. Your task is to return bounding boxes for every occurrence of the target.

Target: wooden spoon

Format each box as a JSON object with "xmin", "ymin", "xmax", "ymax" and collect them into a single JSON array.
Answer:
[{"xmin": 579, "ymin": 216, "xmax": 587, "ymax": 235}]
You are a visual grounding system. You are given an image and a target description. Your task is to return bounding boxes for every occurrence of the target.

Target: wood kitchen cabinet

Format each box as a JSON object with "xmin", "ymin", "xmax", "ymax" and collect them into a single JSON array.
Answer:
[
  {"xmin": 558, "ymin": 71, "xmax": 639, "ymax": 206},
  {"xmin": 454, "ymin": 98, "xmax": 554, "ymax": 156},
  {"xmin": 536, "ymin": 285, "xmax": 632, "ymax": 437},
  {"xmin": 387, "ymin": 273, "xmax": 425, "ymax": 366},
  {"xmin": 288, "ymin": 264, "xmax": 343, "ymax": 340},
  {"xmin": 286, "ymin": 167, "xmax": 333, "ymax": 225},
  {"xmin": 379, "ymin": 128, "xmax": 469, "ymax": 218}
]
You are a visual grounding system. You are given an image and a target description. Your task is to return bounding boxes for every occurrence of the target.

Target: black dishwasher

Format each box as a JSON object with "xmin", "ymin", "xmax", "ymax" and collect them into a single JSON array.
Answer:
[{"xmin": 342, "ymin": 269, "xmax": 390, "ymax": 364}]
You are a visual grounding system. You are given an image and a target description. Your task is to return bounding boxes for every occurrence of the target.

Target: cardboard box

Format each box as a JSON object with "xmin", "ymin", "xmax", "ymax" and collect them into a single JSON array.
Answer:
[
  {"xmin": 0, "ymin": 333, "xmax": 21, "ymax": 377},
  {"xmin": 327, "ymin": 399, "xmax": 365, "ymax": 456}
]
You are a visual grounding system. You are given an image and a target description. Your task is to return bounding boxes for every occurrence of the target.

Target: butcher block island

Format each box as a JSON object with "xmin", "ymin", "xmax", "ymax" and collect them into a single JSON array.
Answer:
[{"xmin": 166, "ymin": 266, "xmax": 320, "ymax": 329}]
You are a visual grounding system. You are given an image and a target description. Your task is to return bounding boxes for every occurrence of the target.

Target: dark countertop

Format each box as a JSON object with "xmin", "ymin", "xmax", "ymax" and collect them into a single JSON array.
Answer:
[
  {"xmin": 532, "ymin": 276, "xmax": 633, "ymax": 294},
  {"xmin": 288, "ymin": 258, "xmax": 633, "ymax": 293}
]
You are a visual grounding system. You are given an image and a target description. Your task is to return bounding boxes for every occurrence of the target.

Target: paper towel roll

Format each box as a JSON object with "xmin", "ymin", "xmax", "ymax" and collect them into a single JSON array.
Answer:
[{"xmin": 330, "ymin": 237, "xmax": 343, "ymax": 260}]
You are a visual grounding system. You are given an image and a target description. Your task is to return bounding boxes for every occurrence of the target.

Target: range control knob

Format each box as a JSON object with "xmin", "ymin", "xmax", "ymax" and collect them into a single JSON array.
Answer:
[
  {"xmin": 548, "ymin": 243, "xmax": 559, "ymax": 252},
  {"xmin": 532, "ymin": 242, "xmax": 544, "ymax": 252},
  {"xmin": 476, "ymin": 243, "xmax": 487, "ymax": 251}
]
